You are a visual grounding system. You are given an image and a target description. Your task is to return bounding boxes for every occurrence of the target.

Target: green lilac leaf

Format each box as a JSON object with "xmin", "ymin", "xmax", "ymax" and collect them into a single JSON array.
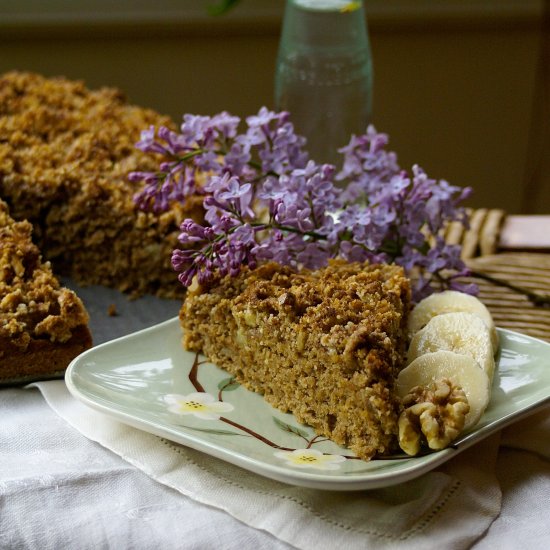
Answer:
[{"xmin": 208, "ymin": 0, "xmax": 241, "ymax": 16}]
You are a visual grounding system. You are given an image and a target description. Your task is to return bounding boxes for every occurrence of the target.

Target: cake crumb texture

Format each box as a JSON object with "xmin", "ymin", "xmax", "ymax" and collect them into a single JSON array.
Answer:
[
  {"xmin": 181, "ymin": 260, "xmax": 411, "ymax": 461},
  {"xmin": 0, "ymin": 199, "xmax": 92, "ymax": 384},
  {"xmin": 0, "ymin": 71, "xmax": 204, "ymax": 298}
]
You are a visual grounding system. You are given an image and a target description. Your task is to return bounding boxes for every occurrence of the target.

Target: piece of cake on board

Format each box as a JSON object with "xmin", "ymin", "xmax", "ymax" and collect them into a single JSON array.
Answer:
[{"xmin": 0, "ymin": 199, "xmax": 92, "ymax": 385}]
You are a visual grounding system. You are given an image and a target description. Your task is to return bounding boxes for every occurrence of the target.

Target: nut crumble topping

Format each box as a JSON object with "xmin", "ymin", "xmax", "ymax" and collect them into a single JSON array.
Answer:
[
  {"xmin": 0, "ymin": 198, "xmax": 92, "ymax": 383},
  {"xmin": 0, "ymin": 71, "xmax": 203, "ymax": 298}
]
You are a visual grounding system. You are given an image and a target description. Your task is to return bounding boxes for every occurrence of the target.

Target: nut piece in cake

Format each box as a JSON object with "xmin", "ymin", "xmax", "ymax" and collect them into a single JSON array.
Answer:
[
  {"xmin": 180, "ymin": 260, "xmax": 411, "ymax": 461},
  {"xmin": 398, "ymin": 378, "xmax": 470, "ymax": 456}
]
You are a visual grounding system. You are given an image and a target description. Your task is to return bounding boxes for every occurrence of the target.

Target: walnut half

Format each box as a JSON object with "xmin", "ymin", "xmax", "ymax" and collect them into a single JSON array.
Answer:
[{"xmin": 398, "ymin": 378, "xmax": 470, "ymax": 456}]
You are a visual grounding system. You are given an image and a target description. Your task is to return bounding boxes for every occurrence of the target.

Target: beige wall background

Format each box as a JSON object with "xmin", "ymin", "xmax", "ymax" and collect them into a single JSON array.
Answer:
[{"xmin": 0, "ymin": 0, "xmax": 548, "ymax": 214}]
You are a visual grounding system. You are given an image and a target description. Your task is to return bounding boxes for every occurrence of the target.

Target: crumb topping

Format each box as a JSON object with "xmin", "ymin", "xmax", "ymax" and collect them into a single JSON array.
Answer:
[
  {"xmin": 0, "ymin": 199, "xmax": 89, "ymax": 348},
  {"xmin": 0, "ymin": 71, "xmax": 203, "ymax": 298}
]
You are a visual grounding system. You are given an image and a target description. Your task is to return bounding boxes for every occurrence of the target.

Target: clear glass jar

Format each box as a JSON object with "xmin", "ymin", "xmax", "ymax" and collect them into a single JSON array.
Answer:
[{"xmin": 274, "ymin": 0, "xmax": 373, "ymax": 166}]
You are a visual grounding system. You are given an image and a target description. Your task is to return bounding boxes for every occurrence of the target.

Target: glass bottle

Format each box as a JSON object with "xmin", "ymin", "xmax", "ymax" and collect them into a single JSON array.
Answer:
[{"xmin": 274, "ymin": 0, "xmax": 373, "ymax": 166}]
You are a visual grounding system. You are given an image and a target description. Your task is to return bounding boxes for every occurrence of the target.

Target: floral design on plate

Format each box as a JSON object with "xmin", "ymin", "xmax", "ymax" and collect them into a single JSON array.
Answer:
[
  {"xmin": 164, "ymin": 392, "xmax": 234, "ymax": 420},
  {"xmin": 274, "ymin": 448, "xmax": 347, "ymax": 470}
]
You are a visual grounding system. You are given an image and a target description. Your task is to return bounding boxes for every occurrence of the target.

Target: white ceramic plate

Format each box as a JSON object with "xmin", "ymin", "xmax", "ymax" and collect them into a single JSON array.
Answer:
[{"xmin": 65, "ymin": 319, "xmax": 550, "ymax": 491}]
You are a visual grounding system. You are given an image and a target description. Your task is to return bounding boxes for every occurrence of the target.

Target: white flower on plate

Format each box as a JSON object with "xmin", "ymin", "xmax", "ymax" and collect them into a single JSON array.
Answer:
[
  {"xmin": 164, "ymin": 392, "xmax": 234, "ymax": 420},
  {"xmin": 274, "ymin": 448, "xmax": 346, "ymax": 470}
]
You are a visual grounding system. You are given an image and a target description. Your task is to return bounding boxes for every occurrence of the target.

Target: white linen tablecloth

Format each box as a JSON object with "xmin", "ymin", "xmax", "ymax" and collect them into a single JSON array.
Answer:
[
  {"xmin": 1, "ymin": 385, "xmax": 549, "ymax": 550},
  {"xmin": 1, "ymin": 283, "xmax": 549, "ymax": 549}
]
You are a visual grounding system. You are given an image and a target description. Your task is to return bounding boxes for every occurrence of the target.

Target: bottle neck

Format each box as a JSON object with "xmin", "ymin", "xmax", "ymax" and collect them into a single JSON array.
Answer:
[
  {"xmin": 291, "ymin": 0, "xmax": 364, "ymax": 11},
  {"xmin": 280, "ymin": 0, "xmax": 368, "ymax": 56}
]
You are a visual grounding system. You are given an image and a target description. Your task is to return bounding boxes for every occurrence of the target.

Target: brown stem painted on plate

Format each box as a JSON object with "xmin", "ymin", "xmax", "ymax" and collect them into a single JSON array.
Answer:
[
  {"xmin": 305, "ymin": 435, "xmax": 328, "ymax": 449},
  {"xmin": 189, "ymin": 353, "xmax": 206, "ymax": 393},
  {"xmin": 217, "ymin": 377, "xmax": 236, "ymax": 401},
  {"xmin": 219, "ymin": 417, "xmax": 295, "ymax": 451}
]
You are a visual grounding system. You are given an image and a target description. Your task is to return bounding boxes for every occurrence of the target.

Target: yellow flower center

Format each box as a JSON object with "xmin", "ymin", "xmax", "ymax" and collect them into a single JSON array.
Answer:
[
  {"xmin": 183, "ymin": 401, "xmax": 206, "ymax": 410},
  {"xmin": 295, "ymin": 455, "xmax": 320, "ymax": 463}
]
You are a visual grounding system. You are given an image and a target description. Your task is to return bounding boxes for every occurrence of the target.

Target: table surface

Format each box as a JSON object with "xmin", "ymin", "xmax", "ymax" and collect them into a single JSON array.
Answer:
[{"xmin": 3, "ymin": 382, "xmax": 549, "ymax": 550}]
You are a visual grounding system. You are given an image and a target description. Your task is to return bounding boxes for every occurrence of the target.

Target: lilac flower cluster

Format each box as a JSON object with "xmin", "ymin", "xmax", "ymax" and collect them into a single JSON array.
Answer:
[{"xmin": 130, "ymin": 108, "xmax": 475, "ymax": 300}]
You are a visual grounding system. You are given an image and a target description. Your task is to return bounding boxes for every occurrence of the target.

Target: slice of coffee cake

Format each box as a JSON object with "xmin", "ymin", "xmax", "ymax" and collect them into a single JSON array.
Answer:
[
  {"xmin": 180, "ymin": 260, "xmax": 411, "ymax": 461},
  {"xmin": 0, "ymin": 199, "xmax": 92, "ymax": 385}
]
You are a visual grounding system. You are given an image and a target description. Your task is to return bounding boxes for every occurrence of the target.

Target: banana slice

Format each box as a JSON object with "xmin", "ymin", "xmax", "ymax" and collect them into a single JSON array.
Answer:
[
  {"xmin": 408, "ymin": 290, "xmax": 498, "ymax": 352},
  {"xmin": 397, "ymin": 350, "xmax": 491, "ymax": 430},
  {"xmin": 407, "ymin": 311, "xmax": 496, "ymax": 381}
]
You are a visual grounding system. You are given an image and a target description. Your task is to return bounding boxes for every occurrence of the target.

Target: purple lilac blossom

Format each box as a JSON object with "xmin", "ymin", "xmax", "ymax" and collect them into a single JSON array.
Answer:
[
  {"xmin": 132, "ymin": 109, "xmax": 474, "ymax": 300},
  {"xmin": 337, "ymin": 126, "xmax": 401, "ymax": 203}
]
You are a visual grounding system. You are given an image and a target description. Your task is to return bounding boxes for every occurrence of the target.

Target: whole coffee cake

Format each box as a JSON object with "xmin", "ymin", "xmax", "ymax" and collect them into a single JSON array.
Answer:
[
  {"xmin": 0, "ymin": 71, "xmax": 204, "ymax": 298},
  {"xmin": 0, "ymin": 199, "xmax": 92, "ymax": 385},
  {"xmin": 181, "ymin": 260, "xmax": 411, "ymax": 461}
]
